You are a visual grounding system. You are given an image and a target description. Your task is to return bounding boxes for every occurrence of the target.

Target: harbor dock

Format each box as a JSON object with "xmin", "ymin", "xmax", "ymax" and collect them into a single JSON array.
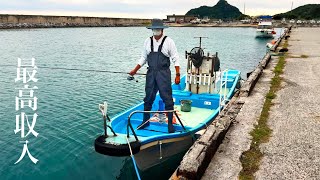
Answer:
[{"xmin": 255, "ymin": 28, "xmax": 320, "ymax": 179}]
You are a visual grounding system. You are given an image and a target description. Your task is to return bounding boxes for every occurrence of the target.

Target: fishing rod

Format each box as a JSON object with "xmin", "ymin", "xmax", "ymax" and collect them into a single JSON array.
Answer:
[{"xmin": 1, "ymin": 64, "xmax": 146, "ymax": 75}]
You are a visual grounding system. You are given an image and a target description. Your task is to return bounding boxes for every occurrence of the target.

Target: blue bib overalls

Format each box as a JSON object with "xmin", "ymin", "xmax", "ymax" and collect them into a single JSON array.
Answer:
[{"xmin": 143, "ymin": 36, "xmax": 174, "ymax": 132}]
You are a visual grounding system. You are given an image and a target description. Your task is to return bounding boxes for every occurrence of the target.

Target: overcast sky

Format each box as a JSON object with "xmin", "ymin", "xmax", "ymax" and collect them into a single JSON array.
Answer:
[{"xmin": 0, "ymin": 0, "xmax": 319, "ymax": 18}]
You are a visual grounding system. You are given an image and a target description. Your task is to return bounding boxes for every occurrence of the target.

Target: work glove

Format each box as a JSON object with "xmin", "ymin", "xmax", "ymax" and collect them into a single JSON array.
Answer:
[
  {"xmin": 129, "ymin": 70, "xmax": 137, "ymax": 76},
  {"xmin": 175, "ymin": 75, "xmax": 180, "ymax": 84},
  {"xmin": 129, "ymin": 64, "xmax": 141, "ymax": 76}
]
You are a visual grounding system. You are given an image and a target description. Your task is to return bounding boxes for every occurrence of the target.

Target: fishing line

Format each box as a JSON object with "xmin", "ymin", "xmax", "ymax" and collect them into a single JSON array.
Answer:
[{"xmin": 1, "ymin": 64, "xmax": 146, "ymax": 75}]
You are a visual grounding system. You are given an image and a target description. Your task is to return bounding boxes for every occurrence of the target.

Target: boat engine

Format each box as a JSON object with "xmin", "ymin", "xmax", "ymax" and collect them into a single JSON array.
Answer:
[{"xmin": 185, "ymin": 38, "xmax": 221, "ymax": 94}]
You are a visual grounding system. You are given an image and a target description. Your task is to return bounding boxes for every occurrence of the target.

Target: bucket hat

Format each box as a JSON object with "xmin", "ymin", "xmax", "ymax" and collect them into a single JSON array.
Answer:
[{"xmin": 146, "ymin": 19, "xmax": 168, "ymax": 29}]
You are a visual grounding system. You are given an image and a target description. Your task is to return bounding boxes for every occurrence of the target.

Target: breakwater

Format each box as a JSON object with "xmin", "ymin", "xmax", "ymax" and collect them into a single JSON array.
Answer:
[{"xmin": 0, "ymin": 14, "xmax": 151, "ymax": 29}]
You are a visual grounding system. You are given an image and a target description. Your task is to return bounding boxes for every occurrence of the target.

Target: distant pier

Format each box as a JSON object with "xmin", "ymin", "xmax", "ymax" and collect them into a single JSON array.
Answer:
[{"xmin": 0, "ymin": 14, "xmax": 151, "ymax": 29}]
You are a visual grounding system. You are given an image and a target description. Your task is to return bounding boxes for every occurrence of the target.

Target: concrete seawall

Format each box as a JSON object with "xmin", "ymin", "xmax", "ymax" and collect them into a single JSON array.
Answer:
[{"xmin": 0, "ymin": 14, "xmax": 151, "ymax": 28}]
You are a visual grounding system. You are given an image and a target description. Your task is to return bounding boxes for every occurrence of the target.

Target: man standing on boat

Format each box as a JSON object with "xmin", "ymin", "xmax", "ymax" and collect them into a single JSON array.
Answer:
[{"xmin": 129, "ymin": 18, "xmax": 180, "ymax": 133}]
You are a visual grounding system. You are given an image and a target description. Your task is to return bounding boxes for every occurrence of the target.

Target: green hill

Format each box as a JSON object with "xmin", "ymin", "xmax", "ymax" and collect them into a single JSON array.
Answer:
[
  {"xmin": 186, "ymin": 0, "xmax": 243, "ymax": 20},
  {"xmin": 273, "ymin": 4, "xmax": 320, "ymax": 20}
]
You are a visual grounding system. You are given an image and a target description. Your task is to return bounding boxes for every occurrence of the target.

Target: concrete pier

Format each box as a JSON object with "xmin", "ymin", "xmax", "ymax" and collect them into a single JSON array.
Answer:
[
  {"xmin": 201, "ymin": 28, "xmax": 320, "ymax": 179},
  {"xmin": 255, "ymin": 28, "xmax": 320, "ymax": 179}
]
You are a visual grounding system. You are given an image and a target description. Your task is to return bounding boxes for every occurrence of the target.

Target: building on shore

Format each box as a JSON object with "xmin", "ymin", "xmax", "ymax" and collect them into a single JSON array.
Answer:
[{"xmin": 166, "ymin": 14, "xmax": 197, "ymax": 23}]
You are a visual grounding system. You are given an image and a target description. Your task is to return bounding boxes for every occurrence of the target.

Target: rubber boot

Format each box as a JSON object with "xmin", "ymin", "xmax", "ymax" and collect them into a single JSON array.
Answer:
[
  {"xmin": 137, "ymin": 112, "xmax": 150, "ymax": 130},
  {"xmin": 167, "ymin": 112, "xmax": 175, "ymax": 133}
]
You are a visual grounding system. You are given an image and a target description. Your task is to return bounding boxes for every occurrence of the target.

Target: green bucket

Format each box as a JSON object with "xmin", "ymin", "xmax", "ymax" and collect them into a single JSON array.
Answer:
[{"xmin": 180, "ymin": 100, "xmax": 192, "ymax": 112}]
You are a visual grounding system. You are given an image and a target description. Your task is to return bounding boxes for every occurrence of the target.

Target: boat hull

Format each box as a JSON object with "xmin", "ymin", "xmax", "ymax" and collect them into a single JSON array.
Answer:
[
  {"xmin": 256, "ymin": 30, "xmax": 274, "ymax": 38},
  {"xmin": 135, "ymin": 135, "xmax": 194, "ymax": 170}
]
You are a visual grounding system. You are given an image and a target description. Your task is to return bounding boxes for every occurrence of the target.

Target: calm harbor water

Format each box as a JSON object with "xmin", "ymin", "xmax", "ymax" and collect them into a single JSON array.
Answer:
[{"xmin": 0, "ymin": 27, "xmax": 281, "ymax": 180}]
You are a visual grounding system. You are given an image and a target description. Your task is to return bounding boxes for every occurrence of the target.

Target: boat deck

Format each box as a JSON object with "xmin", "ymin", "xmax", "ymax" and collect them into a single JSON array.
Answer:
[
  {"xmin": 173, "ymin": 105, "xmax": 216, "ymax": 128},
  {"xmin": 110, "ymin": 105, "xmax": 216, "ymax": 139}
]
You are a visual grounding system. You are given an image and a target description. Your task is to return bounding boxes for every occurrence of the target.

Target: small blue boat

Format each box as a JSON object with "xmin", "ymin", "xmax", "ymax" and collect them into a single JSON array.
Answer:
[{"xmin": 94, "ymin": 46, "xmax": 241, "ymax": 170}]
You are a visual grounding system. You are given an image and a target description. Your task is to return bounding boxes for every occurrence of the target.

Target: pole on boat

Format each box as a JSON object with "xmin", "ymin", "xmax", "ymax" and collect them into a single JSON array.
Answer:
[
  {"xmin": 193, "ymin": 37, "xmax": 208, "ymax": 94},
  {"xmin": 103, "ymin": 116, "xmax": 107, "ymax": 138},
  {"xmin": 194, "ymin": 36, "xmax": 208, "ymax": 48},
  {"xmin": 99, "ymin": 101, "xmax": 113, "ymax": 138},
  {"xmin": 103, "ymin": 102, "xmax": 108, "ymax": 137}
]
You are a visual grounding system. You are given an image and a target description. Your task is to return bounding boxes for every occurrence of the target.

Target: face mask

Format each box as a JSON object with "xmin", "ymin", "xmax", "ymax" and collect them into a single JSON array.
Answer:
[{"xmin": 152, "ymin": 29, "xmax": 162, "ymax": 36}]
